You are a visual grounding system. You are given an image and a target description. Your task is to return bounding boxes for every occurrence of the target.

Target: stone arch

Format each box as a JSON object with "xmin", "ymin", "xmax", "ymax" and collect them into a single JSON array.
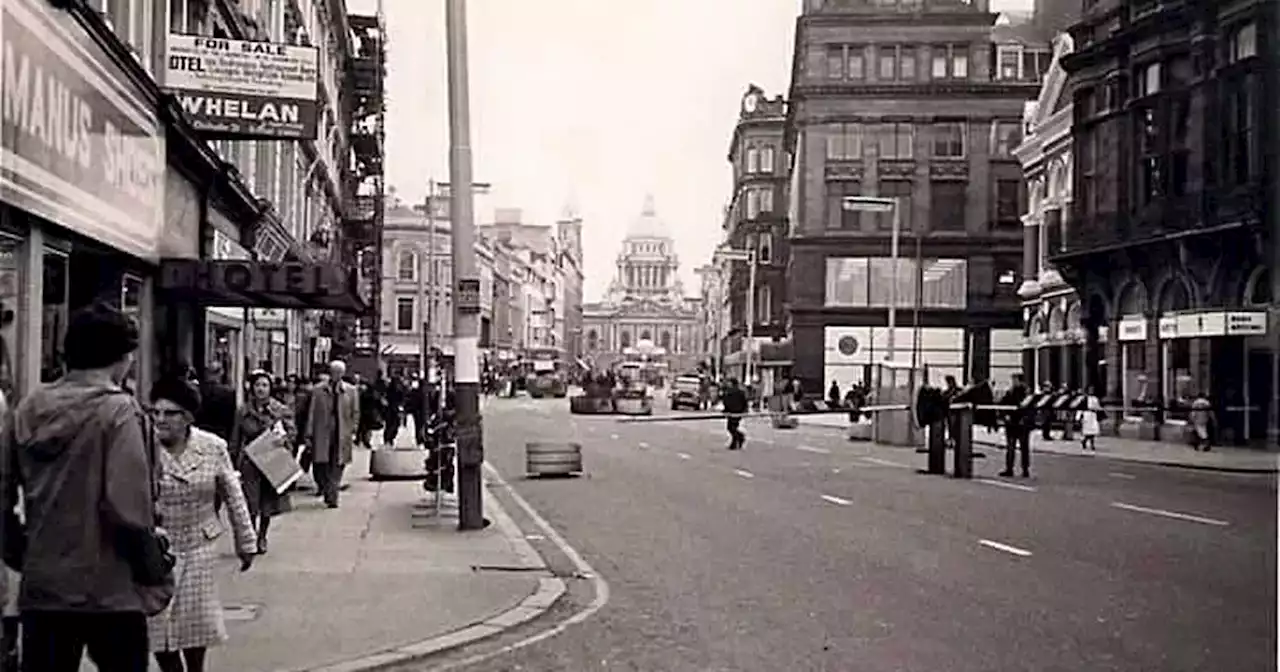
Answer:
[
  {"xmin": 1243, "ymin": 265, "xmax": 1272, "ymax": 307},
  {"xmin": 640, "ymin": 329, "xmax": 652, "ymax": 342},
  {"xmin": 1115, "ymin": 279, "xmax": 1150, "ymax": 317},
  {"xmin": 1047, "ymin": 303, "xmax": 1066, "ymax": 335},
  {"xmin": 1027, "ymin": 314, "xmax": 1045, "ymax": 338},
  {"xmin": 1065, "ymin": 300, "xmax": 1082, "ymax": 335},
  {"xmin": 1084, "ymin": 290, "xmax": 1111, "ymax": 328},
  {"xmin": 1155, "ymin": 273, "xmax": 1194, "ymax": 313}
]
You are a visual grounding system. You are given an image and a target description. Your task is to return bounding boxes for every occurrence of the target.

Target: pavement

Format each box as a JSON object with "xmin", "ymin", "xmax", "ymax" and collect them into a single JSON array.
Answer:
[
  {"xmin": 795, "ymin": 412, "xmax": 1278, "ymax": 473},
  {"xmin": 418, "ymin": 391, "xmax": 1276, "ymax": 672},
  {"xmin": 82, "ymin": 424, "xmax": 563, "ymax": 672}
]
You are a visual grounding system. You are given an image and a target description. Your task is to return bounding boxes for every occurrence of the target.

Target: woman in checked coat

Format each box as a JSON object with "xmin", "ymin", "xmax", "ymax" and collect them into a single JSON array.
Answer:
[{"xmin": 149, "ymin": 377, "xmax": 258, "ymax": 672}]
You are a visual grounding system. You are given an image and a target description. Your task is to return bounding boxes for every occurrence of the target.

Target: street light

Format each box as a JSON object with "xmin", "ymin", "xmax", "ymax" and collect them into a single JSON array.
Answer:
[
  {"xmin": 842, "ymin": 196, "xmax": 901, "ymax": 362},
  {"xmin": 714, "ymin": 245, "xmax": 757, "ymax": 386}
]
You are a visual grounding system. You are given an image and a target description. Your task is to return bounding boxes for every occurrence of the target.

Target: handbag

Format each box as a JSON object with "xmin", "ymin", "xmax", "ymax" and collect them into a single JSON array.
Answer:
[{"xmin": 107, "ymin": 406, "xmax": 176, "ymax": 616}]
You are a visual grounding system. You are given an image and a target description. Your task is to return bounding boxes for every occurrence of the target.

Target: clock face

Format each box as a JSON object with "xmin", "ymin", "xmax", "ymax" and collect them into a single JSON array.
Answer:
[{"xmin": 744, "ymin": 93, "xmax": 759, "ymax": 113}]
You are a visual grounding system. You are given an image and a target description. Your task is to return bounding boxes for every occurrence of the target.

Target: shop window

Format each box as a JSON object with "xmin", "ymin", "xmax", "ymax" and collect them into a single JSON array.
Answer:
[
  {"xmin": 0, "ymin": 236, "xmax": 20, "ymax": 397},
  {"xmin": 41, "ymin": 250, "xmax": 69, "ymax": 383}
]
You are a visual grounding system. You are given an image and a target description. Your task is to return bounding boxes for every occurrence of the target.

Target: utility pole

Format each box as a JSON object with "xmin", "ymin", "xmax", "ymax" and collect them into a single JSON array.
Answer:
[{"xmin": 445, "ymin": 0, "xmax": 486, "ymax": 530}]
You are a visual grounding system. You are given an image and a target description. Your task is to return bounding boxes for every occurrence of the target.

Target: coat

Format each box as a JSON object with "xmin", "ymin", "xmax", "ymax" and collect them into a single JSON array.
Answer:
[
  {"xmin": 303, "ymin": 381, "xmax": 359, "ymax": 466},
  {"xmin": 230, "ymin": 398, "xmax": 296, "ymax": 517},
  {"xmin": 149, "ymin": 427, "xmax": 257, "ymax": 652},
  {"xmin": 1077, "ymin": 395, "xmax": 1102, "ymax": 437}
]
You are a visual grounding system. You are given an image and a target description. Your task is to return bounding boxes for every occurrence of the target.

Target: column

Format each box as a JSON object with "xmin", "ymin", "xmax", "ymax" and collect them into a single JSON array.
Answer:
[
  {"xmin": 1022, "ymin": 214, "xmax": 1040, "ymax": 284},
  {"xmin": 17, "ymin": 226, "xmax": 44, "ymax": 397}
]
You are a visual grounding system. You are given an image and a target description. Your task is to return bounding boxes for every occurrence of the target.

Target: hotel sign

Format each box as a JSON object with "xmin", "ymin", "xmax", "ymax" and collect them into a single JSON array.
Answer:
[
  {"xmin": 1, "ymin": 0, "xmax": 164, "ymax": 260},
  {"xmin": 164, "ymin": 34, "xmax": 318, "ymax": 140},
  {"xmin": 160, "ymin": 260, "xmax": 347, "ymax": 297}
]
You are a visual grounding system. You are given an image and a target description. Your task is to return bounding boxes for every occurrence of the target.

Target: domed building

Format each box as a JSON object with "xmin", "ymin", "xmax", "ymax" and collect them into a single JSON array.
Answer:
[{"xmin": 581, "ymin": 196, "xmax": 704, "ymax": 375}]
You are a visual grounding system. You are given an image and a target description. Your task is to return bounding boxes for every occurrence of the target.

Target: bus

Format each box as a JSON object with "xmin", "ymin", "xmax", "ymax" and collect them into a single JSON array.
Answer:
[{"xmin": 525, "ymin": 346, "xmax": 568, "ymax": 398}]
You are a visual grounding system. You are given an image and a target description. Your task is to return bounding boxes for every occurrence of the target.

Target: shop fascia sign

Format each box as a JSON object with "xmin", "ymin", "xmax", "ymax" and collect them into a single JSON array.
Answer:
[
  {"xmin": 161, "ymin": 260, "xmax": 347, "ymax": 297},
  {"xmin": 1158, "ymin": 311, "xmax": 1267, "ymax": 340},
  {"xmin": 1117, "ymin": 315, "xmax": 1147, "ymax": 342},
  {"xmin": 163, "ymin": 34, "xmax": 319, "ymax": 140},
  {"xmin": 1, "ymin": 0, "xmax": 164, "ymax": 260}
]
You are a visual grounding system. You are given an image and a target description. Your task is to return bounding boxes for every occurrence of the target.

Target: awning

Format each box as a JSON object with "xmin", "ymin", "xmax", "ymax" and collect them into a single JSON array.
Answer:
[{"xmin": 158, "ymin": 259, "xmax": 367, "ymax": 313}]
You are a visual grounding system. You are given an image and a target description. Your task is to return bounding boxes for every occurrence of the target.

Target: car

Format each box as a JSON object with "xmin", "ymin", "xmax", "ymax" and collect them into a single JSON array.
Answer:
[{"xmin": 670, "ymin": 375, "xmax": 705, "ymax": 411}]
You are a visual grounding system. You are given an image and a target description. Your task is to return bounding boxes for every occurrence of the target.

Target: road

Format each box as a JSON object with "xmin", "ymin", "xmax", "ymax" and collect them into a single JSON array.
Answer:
[{"xmin": 414, "ymin": 394, "xmax": 1276, "ymax": 672}]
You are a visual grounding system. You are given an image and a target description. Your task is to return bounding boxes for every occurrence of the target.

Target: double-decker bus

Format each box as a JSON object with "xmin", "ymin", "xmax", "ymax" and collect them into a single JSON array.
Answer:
[{"xmin": 525, "ymin": 346, "xmax": 568, "ymax": 398}]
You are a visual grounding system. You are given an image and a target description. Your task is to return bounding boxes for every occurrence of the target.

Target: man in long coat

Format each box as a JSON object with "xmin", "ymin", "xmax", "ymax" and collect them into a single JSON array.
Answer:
[{"xmin": 303, "ymin": 360, "xmax": 360, "ymax": 508}]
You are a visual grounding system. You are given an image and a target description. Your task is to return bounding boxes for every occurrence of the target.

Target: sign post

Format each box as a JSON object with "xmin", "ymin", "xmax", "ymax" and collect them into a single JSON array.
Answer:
[{"xmin": 843, "ymin": 197, "xmax": 900, "ymax": 361}]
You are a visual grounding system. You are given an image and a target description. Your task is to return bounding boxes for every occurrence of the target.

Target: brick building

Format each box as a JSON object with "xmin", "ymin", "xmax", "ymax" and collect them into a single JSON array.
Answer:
[
  {"xmin": 783, "ymin": 0, "xmax": 1046, "ymax": 395},
  {"xmin": 1056, "ymin": 0, "xmax": 1276, "ymax": 445}
]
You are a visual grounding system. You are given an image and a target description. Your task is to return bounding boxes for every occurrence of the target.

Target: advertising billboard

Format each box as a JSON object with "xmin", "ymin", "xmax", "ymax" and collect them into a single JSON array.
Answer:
[{"xmin": 164, "ymin": 34, "xmax": 319, "ymax": 140}]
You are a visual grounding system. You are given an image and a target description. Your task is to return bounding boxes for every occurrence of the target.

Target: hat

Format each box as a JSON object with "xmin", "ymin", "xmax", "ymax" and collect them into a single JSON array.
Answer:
[
  {"xmin": 247, "ymin": 369, "xmax": 273, "ymax": 387},
  {"xmin": 150, "ymin": 376, "xmax": 202, "ymax": 415},
  {"xmin": 64, "ymin": 302, "xmax": 139, "ymax": 370}
]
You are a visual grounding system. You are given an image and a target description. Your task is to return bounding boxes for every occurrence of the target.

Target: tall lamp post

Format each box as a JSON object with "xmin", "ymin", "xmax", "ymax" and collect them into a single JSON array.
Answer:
[
  {"xmin": 715, "ymin": 246, "xmax": 757, "ymax": 385},
  {"xmin": 445, "ymin": 0, "xmax": 487, "ymax": 530},
  {"xmin": 842, "ymin": 197, "xmax": 901, "ymax": 362}
]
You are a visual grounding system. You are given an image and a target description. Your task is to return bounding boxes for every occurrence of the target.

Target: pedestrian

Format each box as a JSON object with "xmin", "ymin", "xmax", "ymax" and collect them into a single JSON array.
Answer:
[
  {"xmin": 356, "ymin": 375, "xmax": 382, "ymax": 449},
  {"xmin": 383, "ymin": 375, "xmax": 406, "ymax": 447},
  {"xmin": 1, "ymin": 303, "xmax": 159, "ymax": 670},
  {"xmin": 148, "ymin": 376, "xmax": 258, "ymax": 672},
  {"xmin": 827, "ymin": 380, "xmax": 841, "ymax": 407},
  {"xmin": 1077, "ymin": 387, "xmax": 1102, "ymax": 452},
  {"xmin": 720, "ymin": 378, "xmax": 748, "ymax": 450},
  {"xmin": 0, "ymin": 384, "xmax": 16, "ymax": 672},
  {"xmin": 1189, "ymin": 392, "xmax": 1214, "ymax": 452},
  {"xmin": 291, "ymin": 375, "xmax": 315, "ymax": 483},
  {"xmin": 303, "ymin": 360, "xmax": 360, "ymax": 509},
  {"xmin": 195, "ymin": 364, "xmax": 237, "ymax": 442},
  {"xmin": 998, "ymin": 373, "xmax": 1033, "ymax": 478},
  {"xmin": 229, "ymin": 370, "xmax": 295, "ymax": 554},
  {"xmin": 943, "ymin": 375, "xmax": 962, "ymax": 448}
]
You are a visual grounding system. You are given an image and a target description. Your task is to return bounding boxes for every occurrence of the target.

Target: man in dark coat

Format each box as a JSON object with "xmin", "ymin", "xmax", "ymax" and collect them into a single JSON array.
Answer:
[
  {"xmin": 720, "ymin": 378, "xmax": 749, "ymax": 450},
  {"xmin": 195, "ymin": 363, "xmax": 237, "ymax": 440},
  {"xmin": 998, "ymin": 373, "xmax": 1033, "ymax": 478}
]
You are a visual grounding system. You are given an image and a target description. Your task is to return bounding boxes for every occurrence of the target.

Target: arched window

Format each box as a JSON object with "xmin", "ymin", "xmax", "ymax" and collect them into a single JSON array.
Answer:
[
  {"xmin": 397, "ymin": 249, "xmax": 417, "ymax": 281},
  {"xmin": 640, "ymin": 330, "xmax": 652, "ymax": 342},
  {"xmin": 660, "ymin": 331, "xmax": 672, "ymax": 350},
  {"xmin": 620, "ymin": 331, "xmax": 632, "ymax": 348},
  {"xmin": 587, "ymin": 329, "xmax": 599, "ymax": 351}
]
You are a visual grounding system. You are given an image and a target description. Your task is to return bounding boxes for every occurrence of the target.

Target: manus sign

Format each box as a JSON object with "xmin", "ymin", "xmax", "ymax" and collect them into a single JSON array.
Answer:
[{"xmin": 164, "ymin": 34, "xmax": 318, "ymax": 140}]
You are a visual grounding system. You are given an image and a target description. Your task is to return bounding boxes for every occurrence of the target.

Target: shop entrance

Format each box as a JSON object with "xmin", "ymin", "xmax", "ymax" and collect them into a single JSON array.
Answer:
[{"xmin": 41, "ymin": 243, "xmax": 142, "ymax": 384}]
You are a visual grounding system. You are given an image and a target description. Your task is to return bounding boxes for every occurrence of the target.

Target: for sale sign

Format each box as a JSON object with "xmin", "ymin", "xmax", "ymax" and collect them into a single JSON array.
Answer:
[{"xmin": 164, "ymin": 34, "xmax": 319, "ymax": 140}]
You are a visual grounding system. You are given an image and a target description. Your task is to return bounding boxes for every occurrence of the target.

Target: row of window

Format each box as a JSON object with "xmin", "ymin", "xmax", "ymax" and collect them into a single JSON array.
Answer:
[
  {"xmin": 586, "ymin": 329, "xmax": 680, "ymax": 352},
  {"xmin": 744, "ymin": 187, "xmax": 776, "ymax": 219},
  {"xmin": 394, "ymin": 296, "xmax": 453, "ymax": 334},
  {"xmin": 396, "ymin": 249, "xmax": 452, "ymax": 284},
  {"xmin": 743, "ymin": 145, "xmax": 778, "ymax": 175},
  {"xmin": 824, "ymin": 179, "xmax": 1024, "ymax": 232},
  {"xmin": 824, "ymin": 122, "xmax": 1022, "ymax": 161},
  {"xmin": 824, "ymin": 257, "xmax": 970, "ymax": 310},
  {"xmin": 825, "ymin": 43, "xmax": 970, "ymax": 82}
]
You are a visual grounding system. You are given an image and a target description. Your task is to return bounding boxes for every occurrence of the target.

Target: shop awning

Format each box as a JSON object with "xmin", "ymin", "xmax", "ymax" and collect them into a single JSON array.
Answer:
[{"xmin": 158, "ymin": 259, "xmax": 368, "ymax": 313}]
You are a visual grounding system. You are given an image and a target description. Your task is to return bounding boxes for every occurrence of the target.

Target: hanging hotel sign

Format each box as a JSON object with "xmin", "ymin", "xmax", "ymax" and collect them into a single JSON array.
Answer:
[
  {"xmin": 1, "ymin": 0, "xmax": 164, "ymax": 260},
  {"xmin": 164, "ymin": 34, "xmax": 319, "ymax": 140}
]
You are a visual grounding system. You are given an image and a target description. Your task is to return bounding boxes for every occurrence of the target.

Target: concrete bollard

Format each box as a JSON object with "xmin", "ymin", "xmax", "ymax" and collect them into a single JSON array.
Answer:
[
  {"xmin": 926, "ymin": 421, "xmax": 947, "ymax": 475},
  {"xmin": 953, "ymin": 407, "xmax": 974, "ymax": 479}
]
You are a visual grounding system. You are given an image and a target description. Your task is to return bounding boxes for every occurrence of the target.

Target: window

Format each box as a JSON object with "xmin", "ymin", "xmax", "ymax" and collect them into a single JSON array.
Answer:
[
  {"xmin": 396, "ymin": 297, "xmax": 415, "ymax": 331},
  {"xmin": 1022, "ymin": 48, "xmax": 1052, "ymax": 81},
  {"xmin": 992, "ymin": 121, "xmax": 1022, "ymax": 156},
  {"xmin": 620, "ymin": 331, "xmax": 632, "ymax": 348},
  {"xmin": 758, "ymin": 233, "xmax": 773, "ymax": 263},
  {"xmin": 746, "ymin": 147, "xmax": 760, "ymax": 173},
  {"xmin": 848, "ymin": 45, "xmax": 866, "ymax": 80},
  {"xmin": 996, "ymin": 45, "xmax": 1021, "ymax": 80},
  {"xmin": 825, "ymin": 257, "xmax": 968, "ymax": 309},
  {"xmin": 397, "ymin": 249, "xmax": 417, "ymax": 281},
  {"xmin": 932, "ymin": 44, "xmax": 969, "ymax": 80},
  {"xmin": 876, "ymin": 123, "xmax": 913, "ymax": 159},
  {"xmin": 995, "ymin": 179, "xmax": 1023, "ymax": 226},
  {"xmin": 827, "ymin": 46, "xmax": 845, "ymax": 79},
  {"xmin": 900, "ymin": 46, "xmax": 916, "ymax": 80},
  {"xmin": 878, "ymin": 45, "xmax": 898, "ymax": 80},
  {"xmin": 1136, "ymin": 106, "xmax": 1164, "ymax": 205},
  {"xmin": 932, "ymin": 123, "xmax": 965, "ymax": 158},
  {"xmin": 826, "ymin": 124, "xmax": 864, "ymax": 160},
  {"xmin": 747, "ymin": 190, "xmax": 761, "ymax": 219},
  {"xmin": 759, "ymin": 146, "xmax": 775, "ymax": 174},
  {"xmin": 1136, "ymin": 62, "xmax": 1161, "ymax": 97},
  {"xmin": 660, "ymin": 331, "xmax": 672, "ymax": 350},
  {"xmin": 826, "ymin": 181, "xmax": 863, "ymax": 230},
  {"xmin": 930, "ymin": 181, "xmax": 967, "ymax": 230},
  {"xmin": 757, "ymin": 286, "xmax": 772, "ymax": 325},
  {"xmin": 760, "ymin": 188, "xmax": 774, "ymax": 213},
  {"xmin": 1227, "ymin": 23, "xmax": 1258, "ymax": 63},
  {"xmin": 1223, "ymin": 76, "xmax": 1257, "ymax": 185},
  {"xmin": 876, "ymin": 180, "xmax": 913, "ymax": 231}
]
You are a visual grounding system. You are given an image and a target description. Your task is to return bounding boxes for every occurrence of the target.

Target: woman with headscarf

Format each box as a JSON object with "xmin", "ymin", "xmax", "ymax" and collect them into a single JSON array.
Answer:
[
  {"xmin": 229, "ymin": 370, "xmax": 295, "ymax": 553},
  {"xmin": 148, "ymin": 376, "xmax": 257, "ymax": 672}
]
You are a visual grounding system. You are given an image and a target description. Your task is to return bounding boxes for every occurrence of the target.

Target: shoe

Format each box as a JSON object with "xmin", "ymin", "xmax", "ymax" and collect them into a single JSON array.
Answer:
[
  {"xmin": 258, "ymin": 537, "xmax": 268, "ymax": 554},
  {"xmin": 1021, "ymin": 471, "xmax": 1031, "ymax": 478},
  {"xmin": 326, "ymin": 502, "xmax": 339, "ymax": 509},
  {"xmin": 998, "ymin": 471, "xmax": 1013, "ymax": 477}
]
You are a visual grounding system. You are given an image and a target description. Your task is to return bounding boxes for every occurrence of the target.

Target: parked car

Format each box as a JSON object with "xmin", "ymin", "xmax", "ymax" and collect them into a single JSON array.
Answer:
[{"xmin": 670, "ymin": 374, "xmax": 705, "ymax": 411}]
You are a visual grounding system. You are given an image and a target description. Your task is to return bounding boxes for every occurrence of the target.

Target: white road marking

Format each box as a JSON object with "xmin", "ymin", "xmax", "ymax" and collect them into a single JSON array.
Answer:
[
  {"xmin": 733, "ymin": 469, "xmax": 755, "ymax": 479},
  {"xmin": 524, "ymin": 534, "xmax": 546, "ymax": 541},
  {"xmin": 609, "ymin": 434, "xmax": 619, "ymax": 440},
  {"xmin": 862, "ymin": 457, "xmax": 912, "ymax": 469},
  {"xmin": 977, "ymin": 478, "xmax": 1038, "ymax": 492},
  {"xmin": 979, "ymin": 539, "xmax": 1033, "ymax": 557},
  {"xmin": 821, "ymin": 494, "xmax": 853, "ymax": 506},
  {"xmin": 677, "ymin": 453, "xmax": 692, "ymax": 460},
  {"xmin": 462, "ymin": 464, "xmax": 610, "ymax": 670},
  {"xmin": 1111, "ymin": 502, "xmax": 1230, "ymax": 527},
  {"xmin": 638, "ymin": 442, "xmax": 650, "ymax": 449},
  {"xmin": 1108, "ymin": 472, "xmax": 1137, "ymax": 480},
  {"xmin": 796, "ymin": 445, "xmax": 831, "ymax": 454}
]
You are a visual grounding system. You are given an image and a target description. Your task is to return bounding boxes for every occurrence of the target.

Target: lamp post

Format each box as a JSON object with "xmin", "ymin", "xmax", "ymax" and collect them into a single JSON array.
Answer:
[{"xmin": 842, "ymin": 197, "xmax": 901, "ymax": 362}]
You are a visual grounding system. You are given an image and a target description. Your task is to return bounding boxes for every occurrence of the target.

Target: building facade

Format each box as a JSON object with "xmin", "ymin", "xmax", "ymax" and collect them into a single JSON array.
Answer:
[
  {"xmin": 784, "ymin": 0, "xmax": 1047, "ymax": 395},
  {"xmin": 720, "ymin": 85, "xmax": 792, "ymax": 392},
  {"xmin": 581, "ymin": 198, "xmax": 702, "ymax": 374},
  {"xmin": 1014, "ymin": 35, "xmax": 1082, "ymax": 391},
  {"xmin": 1057, "ymin": 0, "xmax": 1275, "ymax": 445},
  {"xmin": 0, "ymin": 0, "xmax": 366, "ymax": 406}
]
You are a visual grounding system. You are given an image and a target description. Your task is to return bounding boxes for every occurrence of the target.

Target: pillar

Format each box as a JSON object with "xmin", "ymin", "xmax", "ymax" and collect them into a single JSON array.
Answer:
[{"xmin": 17, "ymin": 226, "xmax": 44, "ymax": 398}]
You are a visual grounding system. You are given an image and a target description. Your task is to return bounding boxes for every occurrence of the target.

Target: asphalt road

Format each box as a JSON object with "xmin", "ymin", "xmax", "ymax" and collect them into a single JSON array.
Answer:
[{"xmin": 417, "ymin": 394, "xmax": 1276, "ymax": 672}]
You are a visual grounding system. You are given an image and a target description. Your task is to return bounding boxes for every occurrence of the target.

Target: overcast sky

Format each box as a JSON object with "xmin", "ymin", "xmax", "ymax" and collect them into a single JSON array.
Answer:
[{"xmin": 349, "ymin": 0, "xmax": 1033, "ymax": 301}]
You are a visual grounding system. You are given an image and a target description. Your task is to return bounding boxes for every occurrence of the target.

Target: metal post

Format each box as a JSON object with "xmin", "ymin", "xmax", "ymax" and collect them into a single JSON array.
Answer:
[
  {"xmin": 911, "ymin": 230, "xmax": 923, "ymax": 373},
  {"xmin": 887, "ymin": 199, "xmax": 900, "ymax": 362},
  {"xmin": 445, "ymin": 0, "xmax": 486, "ymax": 530},
  {"xmin": 745, "ymin": 249, "xmax": 757, "ymax": 388},
  {"xmin": 419, "ymin": 181, "xmax": 433, "ymax": 377}
]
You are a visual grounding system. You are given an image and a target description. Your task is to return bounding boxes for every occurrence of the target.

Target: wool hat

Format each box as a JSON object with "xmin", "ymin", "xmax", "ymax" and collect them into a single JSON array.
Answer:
[{"xmin": 150, "ymin": 376, "xmax": 202, "ymax": 415}]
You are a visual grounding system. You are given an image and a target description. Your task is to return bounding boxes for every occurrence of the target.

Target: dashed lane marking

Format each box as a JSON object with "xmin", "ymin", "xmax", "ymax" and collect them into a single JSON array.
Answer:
[
  {"xmin": 1108, "ymin": 472, "xmax": 1136, "ymax": 480},
  {"xmin": 638, "ymin": 441, "xmax": 650, "ymax": 449},
  {"xmin": 821, "ymin": 494, "xmax": 853, "ymax": 506},
  {"xmin": 610, "ymin": 434, "xmax": 619, "ymax": 440},
  {"xmin": 677, "ymin": 453, "xmax": 692, "ymax": 460},
  {"xmin": 733, "ymin": 469, "xmax": 755, "ymax": 479},
  {"xmin": 862, "ymin": 457, "xmax": 912, "ymax": 469},
  {"xmin": 977, "ymin": 478, "xmax": 1038, "ymax": 492},
  {"xmin": 796, "ymin": 445, "xmax": 831, "ymax": 454},
  {"xmin": 1111, "ymin": 501, "xmax": 1230, "ymax": 527},
  {"xmin": 979, "ymin": 539, "xmax": 1033, "ymax": 557}
]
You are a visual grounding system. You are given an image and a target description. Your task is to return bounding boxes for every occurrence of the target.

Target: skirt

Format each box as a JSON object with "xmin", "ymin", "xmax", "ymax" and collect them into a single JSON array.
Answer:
[{"xmin": 148, "ymin": 545, "xmax": 227, "ymax": 652}]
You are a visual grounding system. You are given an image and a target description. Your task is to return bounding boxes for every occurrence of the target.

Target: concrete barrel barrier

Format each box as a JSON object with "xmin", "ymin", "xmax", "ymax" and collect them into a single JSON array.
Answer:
[
  {"xmin": 369, "ymin": 447, "xmax": 429, "ymax": 481},
  {"xmin": 614, "ymin": 397, "xmax": 652, "ymax": 415},
  {"xmin": 526, "ymin": 442, "xmax": 583, "ymax": 477}
]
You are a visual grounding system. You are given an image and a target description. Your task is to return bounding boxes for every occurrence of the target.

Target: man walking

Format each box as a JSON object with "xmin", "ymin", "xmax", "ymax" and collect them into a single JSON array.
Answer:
[
  {"xmin": 2, "ymin": 303, "xmax": 157, "ymax": 670},
  {"xmin": 720, "ymin": 378, "xmax": 748, "ymax": 450},
  {"xmin": 998, "ymin": 373, "xmax": 1033, "ymax": 478},
  {"xmin": 303, "ymin": 360, "xmax": 360, "ymax": 508}
]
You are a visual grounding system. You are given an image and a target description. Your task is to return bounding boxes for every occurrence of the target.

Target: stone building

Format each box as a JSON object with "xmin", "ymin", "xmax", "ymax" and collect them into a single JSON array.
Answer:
[
  {"xmin": 581, "ymin": 198, "xmax": 702, "ymax": 374},
  {"xmin": 784, "ymin": 0, "xmax": 1047, "ymax": 395},
  {"xmin": 1056, "ymin": 0, "xmax": 1275, "ymax": 445}
]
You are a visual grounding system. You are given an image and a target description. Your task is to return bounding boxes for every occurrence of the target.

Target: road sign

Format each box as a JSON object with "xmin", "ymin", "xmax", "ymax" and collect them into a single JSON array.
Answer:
[{"xmin": 842, "ymin": 196, "xmax": 896, "ymax": 213}]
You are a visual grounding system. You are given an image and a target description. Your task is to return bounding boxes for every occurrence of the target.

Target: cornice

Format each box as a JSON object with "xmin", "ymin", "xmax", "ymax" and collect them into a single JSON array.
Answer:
[
  {"xmin": 792, "ymin": 81, "xmax": 1042, "ymax": 100},
  {"xmin": 800, "ymin": 10, "xmax": 998, "ymax": 28}
]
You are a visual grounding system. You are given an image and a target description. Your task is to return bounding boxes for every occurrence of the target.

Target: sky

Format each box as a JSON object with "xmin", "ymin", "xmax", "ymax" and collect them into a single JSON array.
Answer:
[{"xmin": 349, "ymin": 0, "xmax": 1033, "ymax": 302}]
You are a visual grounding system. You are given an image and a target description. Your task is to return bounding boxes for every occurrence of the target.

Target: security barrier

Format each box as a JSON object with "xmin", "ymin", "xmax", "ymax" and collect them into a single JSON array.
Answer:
[{"xmin": 526, "ymin": 442, "xmax": 584, "ymax": 477}]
